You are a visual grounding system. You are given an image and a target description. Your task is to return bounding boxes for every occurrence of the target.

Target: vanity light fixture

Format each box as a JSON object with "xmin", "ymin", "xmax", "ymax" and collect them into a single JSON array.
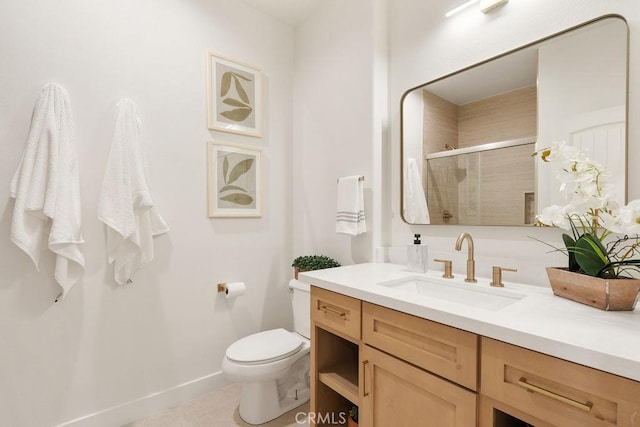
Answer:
[
  {"xmin": 480, "ymin": 0, "xmax": 508, "ymax": 13},
  {"xmin": 445, "ymin": 0, "xmax": 480, "ymax": 18},
  {"xmin": 445, "ymin": 0, "xmax": 508, "ymax": 17}
]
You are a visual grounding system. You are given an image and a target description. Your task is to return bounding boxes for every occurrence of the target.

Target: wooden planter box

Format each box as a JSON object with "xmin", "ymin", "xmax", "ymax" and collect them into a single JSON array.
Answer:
[{"xmin": 546, "ymin": 267, "xmax": 640, "ymax": 311}]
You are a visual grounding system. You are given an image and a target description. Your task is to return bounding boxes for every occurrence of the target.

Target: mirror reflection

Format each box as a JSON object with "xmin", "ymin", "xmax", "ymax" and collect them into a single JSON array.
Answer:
[{"xmin": 401, "ymin": 16, "xmax": 628, "ymax": 226}]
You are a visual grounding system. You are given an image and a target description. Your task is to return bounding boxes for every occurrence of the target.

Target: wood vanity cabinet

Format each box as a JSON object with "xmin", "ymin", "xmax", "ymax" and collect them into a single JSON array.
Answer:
[{"xmin": 311, "ymin": 286, "xmax": 640, "ymax": 427}]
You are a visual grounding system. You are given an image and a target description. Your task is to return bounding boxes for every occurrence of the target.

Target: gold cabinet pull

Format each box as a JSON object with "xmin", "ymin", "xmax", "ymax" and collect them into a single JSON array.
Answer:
[
  {"xmin": 518, "ymin": 377, "xmax": 593, "ymax": 412},
  {"xmin": 362, "ymin": 360, "xmax": 370, "ymax": 397},
  {"xmin": 319, "ymin": 304, "xmax": 346, "ymax": 318}
]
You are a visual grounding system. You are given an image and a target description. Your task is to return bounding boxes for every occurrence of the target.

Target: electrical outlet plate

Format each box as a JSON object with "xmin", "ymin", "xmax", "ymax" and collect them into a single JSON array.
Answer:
[{"xmin": 480, "ymin": 0, "xmax": 508, "ymax": 13}]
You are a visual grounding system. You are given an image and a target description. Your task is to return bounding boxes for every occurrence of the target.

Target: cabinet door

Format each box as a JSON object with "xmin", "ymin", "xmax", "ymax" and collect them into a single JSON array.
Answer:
[{"xmin": 360, "ymin": 345, "xmax": 476, "ymax": 427}]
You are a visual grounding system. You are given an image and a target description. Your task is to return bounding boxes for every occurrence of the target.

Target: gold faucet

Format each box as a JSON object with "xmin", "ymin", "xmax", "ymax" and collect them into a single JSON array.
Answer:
[{"xmin": 455, "ymin": 232, "xmax": 476, "ymax": 283}]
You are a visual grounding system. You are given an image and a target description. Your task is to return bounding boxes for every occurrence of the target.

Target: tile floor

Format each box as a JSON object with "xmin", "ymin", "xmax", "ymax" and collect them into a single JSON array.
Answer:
[{"xmin": 124, "ymin": 383, "xmax": 309, "ymax": 427}]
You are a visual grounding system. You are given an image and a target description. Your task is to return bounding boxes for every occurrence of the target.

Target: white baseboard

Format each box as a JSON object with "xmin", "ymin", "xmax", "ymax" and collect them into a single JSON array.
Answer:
[{"xmin": 56, "ymin": 371, "xmax": 230, "ymax": 427}]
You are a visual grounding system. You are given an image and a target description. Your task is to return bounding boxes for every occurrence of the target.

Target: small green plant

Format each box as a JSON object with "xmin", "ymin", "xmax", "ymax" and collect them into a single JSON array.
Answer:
[
  {"xmin": 349, "ymin": 405, "xmax": 358, "ymax": 423},
  {"xmin": 291, "ymin": 255, "xmax": 340, "ymax": 271}
]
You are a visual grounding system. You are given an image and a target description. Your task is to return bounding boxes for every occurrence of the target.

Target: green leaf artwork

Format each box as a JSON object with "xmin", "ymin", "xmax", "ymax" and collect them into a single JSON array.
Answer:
[
  {"xmin": 218, "ymin": 154, "xmax": 256, "ymax": 208},
  {"xmin": 227, "ymin": 159, "xmax": 254, "ymax": 184},
  {"xmin": 220, "ymin": 72, "xmax": 232, "ymax": 97},
  {"xmin": 223, "ymin": 156, "xmax": 229, "ymax": 184},
  {"xmin": 219, "ymin": 184, "xmax": 247, "ymax": 193},
  {"xmin": 233, "ymin": 76, "xmax": 250, "ymax": 103},
  {"xmin": 220, "ymin": 193, "xmax": 253, "ymax": 205},
  {"xmin": 220, "ymin": 108, "xmax": 252, "ymax": 122},
  {"xmin": 218, "ymin": 70, "xmax": 254, "ymax": 123},
  {"xmin": 223, "ymin": 98, "xmax": 249, "ymax": 108}
]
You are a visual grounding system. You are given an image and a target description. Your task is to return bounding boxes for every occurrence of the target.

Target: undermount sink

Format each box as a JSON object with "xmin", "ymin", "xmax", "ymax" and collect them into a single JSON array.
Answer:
[{"xmin": 377, "ymin": 276, "xmax": 526, "ymax": 311}]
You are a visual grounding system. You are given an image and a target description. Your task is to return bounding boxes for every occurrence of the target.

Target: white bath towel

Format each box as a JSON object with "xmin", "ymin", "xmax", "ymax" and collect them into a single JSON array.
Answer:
[
  {"xmin": 336, "ymin": 176, "xmax": 366, "ymax": 236},
  {"xmin": 403, "ymin": 158, "xmax": 430, "ymax": 224},
  {"xmin": 98, "ymin": 98, "xmax": 169, "ymax": 285},
  {"xmin": 10, "ymin": 83, "xmax": 85, "ymax": 301}
]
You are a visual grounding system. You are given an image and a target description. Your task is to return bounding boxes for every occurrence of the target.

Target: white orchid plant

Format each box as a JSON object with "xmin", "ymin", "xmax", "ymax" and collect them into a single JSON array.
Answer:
[{"xmin": 533, "ymin": 141, "xmax": 640, "ymax": 278}]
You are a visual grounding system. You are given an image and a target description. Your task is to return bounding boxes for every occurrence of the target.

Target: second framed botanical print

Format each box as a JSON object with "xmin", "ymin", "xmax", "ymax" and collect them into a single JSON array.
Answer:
[
  {"xmin": 207, "ymin": 53, "xmax": 263, "ymax": 137},
  {"xmin": 207, "ymin": 142, "xmax": 262, "ymax": 217}
]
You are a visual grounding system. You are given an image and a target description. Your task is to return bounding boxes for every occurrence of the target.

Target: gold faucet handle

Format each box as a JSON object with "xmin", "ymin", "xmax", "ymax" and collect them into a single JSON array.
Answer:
[
  {"xmin": 434, "ymin": 259, "xmax": 454, "ymax": 278},
  {"xmin": 490, "ymin": 266, "xmax": 517, "ymax": 287}
]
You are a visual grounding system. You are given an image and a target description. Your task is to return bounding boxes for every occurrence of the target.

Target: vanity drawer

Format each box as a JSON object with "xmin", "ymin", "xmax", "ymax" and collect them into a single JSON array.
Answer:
[
  {"xmin": 311, "ymin": 287, "xmax": 361, "ymax": 342},
  {"xmin": 362, "ymin": 302, "xmax": 478, "ymax": 390},
  {"xmin": 481, "ymin": 337, "xmax": 640, "ymax": 427}
]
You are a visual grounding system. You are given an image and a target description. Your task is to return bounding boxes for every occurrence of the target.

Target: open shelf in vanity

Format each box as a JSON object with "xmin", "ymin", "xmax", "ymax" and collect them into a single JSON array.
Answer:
[{"xmin": 315, "ymin": 327, "xmax": 359, "ymax": 404}]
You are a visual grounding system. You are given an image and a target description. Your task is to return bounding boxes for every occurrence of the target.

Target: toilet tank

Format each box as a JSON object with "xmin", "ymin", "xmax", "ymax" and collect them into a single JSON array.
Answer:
[{"xmin": 289, "ymin": 280, "xmax": 311, "ymax": 339}]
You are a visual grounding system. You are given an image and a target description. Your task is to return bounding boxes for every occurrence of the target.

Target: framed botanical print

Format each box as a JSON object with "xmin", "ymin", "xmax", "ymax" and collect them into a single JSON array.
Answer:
[
  {"xmin": 207, "ymin": 53, "xmax": 263, "ymax": 137},
  {"xmin": 207, "ymin": 142, "xmax": 262, "ymax": 217}
]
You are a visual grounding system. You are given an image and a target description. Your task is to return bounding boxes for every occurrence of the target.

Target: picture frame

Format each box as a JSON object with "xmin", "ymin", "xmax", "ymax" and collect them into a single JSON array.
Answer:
[
  {"xmin": 207, "ymin": 141, "xmax": 262, "ymax": 217},
  {"xmin": 207, "ymin": 52, "xmax": 263, "ymax": 138}
]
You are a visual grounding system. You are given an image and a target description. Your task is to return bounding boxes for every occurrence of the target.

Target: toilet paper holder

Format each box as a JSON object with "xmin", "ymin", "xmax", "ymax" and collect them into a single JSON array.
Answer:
[{"xmin": 217, "ymin": 282, "xmax": 246, "ymax": 297}]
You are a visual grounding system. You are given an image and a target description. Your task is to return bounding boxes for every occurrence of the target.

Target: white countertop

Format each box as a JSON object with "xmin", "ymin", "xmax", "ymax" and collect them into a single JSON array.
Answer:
[{"xmin": 299, "ymin": 263, "xmax": 640, "ymax": 382}]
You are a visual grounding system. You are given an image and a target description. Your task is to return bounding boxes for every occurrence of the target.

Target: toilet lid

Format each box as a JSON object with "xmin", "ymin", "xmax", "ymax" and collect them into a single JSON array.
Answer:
[{"xmin": 226, "ymin": 328, "xmax": 304, "ymax": 364}]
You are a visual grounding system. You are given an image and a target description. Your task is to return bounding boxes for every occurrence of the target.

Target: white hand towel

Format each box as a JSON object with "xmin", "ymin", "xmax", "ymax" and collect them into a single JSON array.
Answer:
[
  {"xmin": 10, "ymin": 83, "xmax": 85, "ymax": 301},
  {"xmin": 336, "ymin": 176, "xmax": 366, "ymax": 236},
  {"xmin": 98, "ymin": 98, "xmax": 169, "ymax": 285},
  {"xmin": 403, "ymin": 158, "xmax": 430, "ymax": 224}
]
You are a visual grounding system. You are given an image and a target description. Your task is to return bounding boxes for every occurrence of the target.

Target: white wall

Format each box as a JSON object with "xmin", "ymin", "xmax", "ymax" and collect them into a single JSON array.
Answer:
[
  {"xmin": 293, "ymin": 0, "xmax": 386, "ymax": 265},
  {"xmin": 388, "ymin": 0, "xmax": 640, "ymax": 286},
  {"xmin": 0, "ymin": 0, "xmax": 294, "ymax": 425}
]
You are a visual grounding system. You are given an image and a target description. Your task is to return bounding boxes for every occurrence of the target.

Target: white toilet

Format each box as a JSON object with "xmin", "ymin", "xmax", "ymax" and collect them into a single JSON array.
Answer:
[{"xmin": 222, "ymin": 280, "xmax": 311, "ymax": 425}]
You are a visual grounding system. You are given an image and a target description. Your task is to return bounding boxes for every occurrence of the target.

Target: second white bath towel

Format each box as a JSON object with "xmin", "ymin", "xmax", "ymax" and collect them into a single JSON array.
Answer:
[
  {"xmin": 336, "ymin": 176, "xmax": 366, "ymax": 236},
  {"xmin": 98, "ymin": 99, "xmax": 169, "ymax": 285}
]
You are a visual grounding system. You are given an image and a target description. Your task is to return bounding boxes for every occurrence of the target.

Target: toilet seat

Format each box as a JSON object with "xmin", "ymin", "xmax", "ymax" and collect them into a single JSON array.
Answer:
[{"xmin": 226, "ymin": 328, "xmax": 304, "ymax": 365}]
